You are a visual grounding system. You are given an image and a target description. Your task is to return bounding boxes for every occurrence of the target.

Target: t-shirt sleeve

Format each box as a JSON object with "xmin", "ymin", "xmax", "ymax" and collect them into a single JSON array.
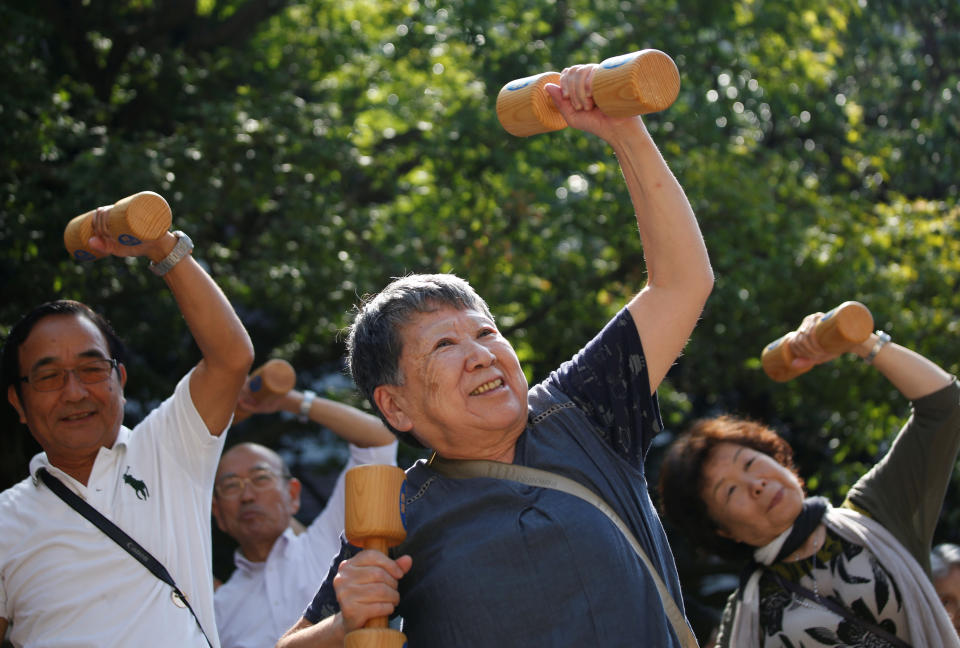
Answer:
[
  {"xmin": 135, "ymin": 368, "xmax": 225, "ymax": 490},
  {"xmin": 844, "ymin": 379, "xmax": 960, "ymax": 571},
  {"xmin": 303, "ymin": 539, "xmax": 362, "ymax": 623},
  {"xmin": 550, "ymin": 307, "xmax": 663, "ymax": 467}
]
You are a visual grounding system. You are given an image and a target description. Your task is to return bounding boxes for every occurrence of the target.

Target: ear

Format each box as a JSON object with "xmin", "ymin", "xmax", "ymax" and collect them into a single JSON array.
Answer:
[
  {"xmin": 287, "ymin": 477, "xmax": 302, "ymax": 515},
  {"xmin": 373, "ymin": 385, "xmax": 414, "ymax": 432},
  {"xmin": 8, "ymin": 385, "xmax": 26, "ymax": 424},
  {"xmin": 117, "ymin": 362, "xmax": 128, "ymax": 389}
]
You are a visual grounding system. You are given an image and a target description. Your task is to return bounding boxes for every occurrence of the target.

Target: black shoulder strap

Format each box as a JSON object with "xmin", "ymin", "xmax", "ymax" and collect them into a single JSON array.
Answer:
[
  {"xmin": 37, "ymin": 467, "xmax": 213, "ymax": 647},
  {"xmin": 769, "ymin": 569, "xmax": 912, "ymax": 648}
]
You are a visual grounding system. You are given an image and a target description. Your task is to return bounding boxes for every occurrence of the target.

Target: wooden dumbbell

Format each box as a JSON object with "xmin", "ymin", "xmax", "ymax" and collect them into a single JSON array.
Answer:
[
  {"xmin": 64, "ymin": 191, "xmax": 172, "ymax": 261},
  {"xmin": 761, "ymin": 301, "xmax": 874, "ymax": 382},
  {"xmin": 344, "ymin": 464, "xmax": 408, "ymax": 648},
  {"xmin": 233, "ymin": 359, "xmax": 297, "ymax": 423},
  {"xmin": 496, "ymin": 49, "xmax": 680, "ymax": 137}
]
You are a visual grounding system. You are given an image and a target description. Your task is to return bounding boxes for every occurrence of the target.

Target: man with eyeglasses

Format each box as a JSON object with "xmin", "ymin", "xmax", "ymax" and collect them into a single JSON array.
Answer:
[
  {"xmin": 211, "ymin": 387, "xmax": 396, "ymax": 648},
  {"xmin": 0, "ymin": 214, "xmax": 253, "ymax": 647}
]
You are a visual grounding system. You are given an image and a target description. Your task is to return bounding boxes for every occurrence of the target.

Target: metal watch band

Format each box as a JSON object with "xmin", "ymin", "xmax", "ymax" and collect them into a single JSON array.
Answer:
[
  {"xmin": 298, "ymin": 390, "xmax": 317, "ymax": 423},
  {"xmin": 864, "ymin": 330, "xmax": 891, "ymax": 364},
  {"xmin": 149, "ymin": 230, "xmax": 193, "ymax": 276}
]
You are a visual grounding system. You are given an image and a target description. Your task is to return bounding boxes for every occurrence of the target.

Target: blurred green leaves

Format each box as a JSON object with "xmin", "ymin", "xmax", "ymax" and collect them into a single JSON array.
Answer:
[{"xmin": 2, "ymin": 1, "xmax": 959, "ymax": 625}]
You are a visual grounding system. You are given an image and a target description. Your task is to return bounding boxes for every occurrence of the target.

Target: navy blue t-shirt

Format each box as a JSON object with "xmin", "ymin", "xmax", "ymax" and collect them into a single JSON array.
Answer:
[{"xmin": 305, "ymin": 308, "xmax": 688, "ymax": 646}]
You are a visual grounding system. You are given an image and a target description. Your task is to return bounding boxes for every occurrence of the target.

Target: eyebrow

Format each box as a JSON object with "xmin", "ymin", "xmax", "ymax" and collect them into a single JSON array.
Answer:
[
  {"xmin": 30, "ymin": 349, "xmax": 109, "ymax": 371},
  {"xmin": 710, "ymin": 446, "xmax": 745, "ymax": 500},
  {"xmin": 217, "ymin": 462, "xmax": 274, "ymax": 481}
]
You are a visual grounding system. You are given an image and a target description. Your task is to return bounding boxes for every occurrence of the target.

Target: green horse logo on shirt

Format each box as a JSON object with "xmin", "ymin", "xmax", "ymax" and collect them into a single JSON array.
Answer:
[{"xmin": 123, "ymin": 466, "xmax": 150, "ymax": 500}]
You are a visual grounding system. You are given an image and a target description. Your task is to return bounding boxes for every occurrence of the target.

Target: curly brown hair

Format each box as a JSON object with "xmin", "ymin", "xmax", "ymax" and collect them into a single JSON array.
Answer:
[{"xmin": 657, "ymin": 415, "xmax": 804, "ymax": 561}]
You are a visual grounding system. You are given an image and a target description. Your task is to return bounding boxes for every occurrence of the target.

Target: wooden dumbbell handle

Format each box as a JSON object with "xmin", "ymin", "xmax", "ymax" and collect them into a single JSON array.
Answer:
[
  {"xmin": 761, "ymin": 301, "xmax": 874, "ymax": 382},
  {"xmin": 344, "ymin": 465, "xmax": 408, "ymax": 648},
  {"xmin": 233, "ymin": 359, "xmax": 297, "ymax": 423},
  {"xmin": 64, "ymin": 191, "xmax": 172, "ymax": 261},
  {"xmin": 496, "ymin": 49, "xmax": 680, "ymax": 137}
]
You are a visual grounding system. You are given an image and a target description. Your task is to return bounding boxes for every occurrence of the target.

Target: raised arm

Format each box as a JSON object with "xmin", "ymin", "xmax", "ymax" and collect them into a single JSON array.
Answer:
[
  {"xmin": 89, "ymin": 216, "xmax": 253, "ymax": 436},
  {"xmin": 851, "ymin": 333, "xmax": 953, "ymax": 399},
  {"xmin": 545, "ymin": 67, "xmax": 713, "ymax": 393},
  {"xmin": 237, "ymin": 385, "xmax": 395, "ymax": 448},
  {"xmin": 787, "ymin": 315, "xmax": 953, "ymax": 399}
]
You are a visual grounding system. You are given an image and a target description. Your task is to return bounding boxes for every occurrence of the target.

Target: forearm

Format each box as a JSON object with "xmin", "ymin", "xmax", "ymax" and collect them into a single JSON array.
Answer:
[
  {"xmin": 158, "ymin": 242, "xmax": 253, "ymax": 433},
  {"xmin": 614, "ymin": 120, "xmax": 713, "ymax": 390},
  {"xmin": 276, "ymin": 614, "xmax": 345, "ymax": 648},
  {"xmin": 850, "ymin": 334, "xmax": 953, "ymax": 400},
  {"xmin": 282, "ymin": 391, "xmax": 395, "ymax": 447}
]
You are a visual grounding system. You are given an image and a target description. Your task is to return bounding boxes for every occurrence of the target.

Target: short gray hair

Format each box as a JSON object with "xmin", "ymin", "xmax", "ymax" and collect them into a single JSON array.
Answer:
[
  {"xmin": 346, "ymin": 273, "xmax": 493, "ymax": 447},
  {"xmin": 931, "ymin": 543, "xmax": 960, "ymax": 580}
]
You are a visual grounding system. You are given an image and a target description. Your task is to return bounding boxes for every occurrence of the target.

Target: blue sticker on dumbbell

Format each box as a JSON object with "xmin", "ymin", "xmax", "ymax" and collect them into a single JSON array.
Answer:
[
  {"xmin": 399, "ymin": 481, "xmax": 407, "ymax": 529},
  {"xmin": 118, "ymin": 234, "xmax": 142, "ymax": 246},
  {"xmin": 506, "ymin": 78, "xmax": 535, "ymax": 91},
  {"xmin": 601, "ymin": 53, "xmax": 637, "ymax": 69},
  {"xmin": 73, "ymin": 250, "xmax": 97, "ymax": 262}
]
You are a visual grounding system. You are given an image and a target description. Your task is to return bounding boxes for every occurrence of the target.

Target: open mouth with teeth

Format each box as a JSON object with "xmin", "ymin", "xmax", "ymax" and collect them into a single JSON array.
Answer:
[
  {"xmin": 470, "ymin": 378, "xmax": 503, "ymax": 395},
  {"xmin": 61, "ymin": 411, "xmax": 94, "ymax": 421}
]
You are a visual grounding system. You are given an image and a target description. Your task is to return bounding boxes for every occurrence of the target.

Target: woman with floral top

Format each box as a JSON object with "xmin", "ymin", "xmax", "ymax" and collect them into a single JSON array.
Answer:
[{"xmin": 659, "ymin": 310, "xmax": 960, "ymax": 647}]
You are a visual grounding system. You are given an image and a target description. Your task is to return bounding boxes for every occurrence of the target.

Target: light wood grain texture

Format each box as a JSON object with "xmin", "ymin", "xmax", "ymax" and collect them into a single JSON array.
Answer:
[
  {"xmin": 496, "ymin": 49, "xmax": 680, "ymax": 136},
  {"xmin": 233, "ymin": 359, "xmax": 297, "ymax": 423},
  {"xmin": 344, "ymin": 465, "xmax": 408, "ymax": 647},
  {"xmin": 64, "ymin": 191, "xmax": 171, "ymax": 261},
  {"xmin": 762, "ymin": 301, "xmax": 874, "ymax": 382}
]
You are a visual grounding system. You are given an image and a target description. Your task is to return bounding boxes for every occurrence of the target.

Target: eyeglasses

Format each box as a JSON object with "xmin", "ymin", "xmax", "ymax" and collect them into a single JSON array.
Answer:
[
  {"xmin": 19, "ymin": 358, "xmax": 119, "ymax": 392},
  {"xmin": 214, "ymin": 468, "xmax": 286, "ymax": 499}
]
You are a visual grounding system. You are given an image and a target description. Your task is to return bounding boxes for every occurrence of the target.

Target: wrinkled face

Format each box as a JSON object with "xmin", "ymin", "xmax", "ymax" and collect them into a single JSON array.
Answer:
[
  {"xmin": 374, "ymin": 306, "xmax": 529, "ymax": 460},
  {"xmin": 700, "ymin": 441, "xmax": 805, "ymax": 547},
  {"xmin": 212, "ymin": 445, "xmax": 300, "ymax": 554},
  {"xmin": 934, "ymin": 564, "xmax": 960, "ymax": 635},
  {"xmin": 7, "ymin": 314, "xmax": 126, "ymax": 470}
]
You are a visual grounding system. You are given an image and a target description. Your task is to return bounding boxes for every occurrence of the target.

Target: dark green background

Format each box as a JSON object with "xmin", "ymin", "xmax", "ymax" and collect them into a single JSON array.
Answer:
[{"xmin": 2, "ymin": 1, "xmax": 958, "ymax": 641}]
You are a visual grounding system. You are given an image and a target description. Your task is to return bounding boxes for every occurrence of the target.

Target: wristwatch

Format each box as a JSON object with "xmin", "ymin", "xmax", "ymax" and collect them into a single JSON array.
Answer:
[
  {"xmin": 149, "ymin": 231, "xmax": 194, "ymax": 276},
  {"xmin": 298, "ymin": 390, "xmax": 317, "ymax": 423},
  {"xmin": 863, "ymin": 330, "xmax": 891, "ymax": 364}
]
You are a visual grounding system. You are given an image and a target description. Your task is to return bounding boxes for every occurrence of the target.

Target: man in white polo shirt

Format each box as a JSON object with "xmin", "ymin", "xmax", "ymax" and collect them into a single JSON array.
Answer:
[
  {"xmin": 0, "ymin": 215, "xmax": 253, "ymax": 647},
  {"xmin": 212, "ymin": 386, "xmax": 397, "ymax": 648}
]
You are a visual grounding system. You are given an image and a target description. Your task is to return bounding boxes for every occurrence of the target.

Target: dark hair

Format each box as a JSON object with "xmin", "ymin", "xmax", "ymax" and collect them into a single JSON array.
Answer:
[
  {"xmin": 1, "ymin": 300, "xmax": 127, "ymax": 401},
  {"xmin": 346, "ymin": 273, "xmax": 494, "ymax": 448},
  {"xmin": 657, "ymin": 415, "xmax": 803, "ymax": 561}
]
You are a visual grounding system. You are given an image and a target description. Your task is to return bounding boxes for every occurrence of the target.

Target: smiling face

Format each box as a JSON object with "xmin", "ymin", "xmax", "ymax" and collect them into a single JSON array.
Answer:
[
  {"xmin": 700, "ymin": 441, "xmax": 805, "ymax": 547},
  {"xmin": 7, "ymin": 313, "xmax": 127, "ymax": 480},
  {"xmin": 373, "ymin": 306, "xmax": 529, "ymax": 461}
]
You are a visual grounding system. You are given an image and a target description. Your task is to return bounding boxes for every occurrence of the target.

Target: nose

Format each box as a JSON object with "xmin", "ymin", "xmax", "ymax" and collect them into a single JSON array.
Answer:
[
  {"xmin": 466, "ymin": 340, "xmax": 496, "ymax": 370},
  {"xmin": 60, "ymin": 369, "xmax": 90, "ymax": 400},
  {"xmin": 749, "ymin": 476, "xmax": 767, "ymax": 496},
  {"xmin": 238, "ymin": 479, "xmax": 257, "ymax": 501}
]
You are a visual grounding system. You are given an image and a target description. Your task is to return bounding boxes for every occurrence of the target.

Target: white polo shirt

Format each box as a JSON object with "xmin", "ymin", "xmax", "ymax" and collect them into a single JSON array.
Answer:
[
  {"xmin": 0, "ymin": 371, "xmax": 225, "ymax": 647},
  {"xmin": 214, "ymin": 440, "xmax": 398, "ymax": 648}
]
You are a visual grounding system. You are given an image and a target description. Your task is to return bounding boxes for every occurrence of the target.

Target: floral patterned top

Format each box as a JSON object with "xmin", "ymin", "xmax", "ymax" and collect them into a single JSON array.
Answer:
[
  {"xmin": 759, "ymin": 528, "xmax": 906, "ymax": 647},
  {"xmin": 716, "ymin": 380, "xmax": 960, "ymax": 648}
]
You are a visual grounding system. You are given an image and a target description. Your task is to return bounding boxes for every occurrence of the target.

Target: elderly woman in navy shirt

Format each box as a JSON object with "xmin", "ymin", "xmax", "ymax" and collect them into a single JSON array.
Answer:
[{"xmin": 277, "ymin": 61, "xmax": 714, "ymax": 648}]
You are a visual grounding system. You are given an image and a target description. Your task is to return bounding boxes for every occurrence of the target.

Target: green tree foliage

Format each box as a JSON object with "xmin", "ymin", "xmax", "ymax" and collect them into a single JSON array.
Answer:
[{"xmin": 2, "ymin": 0, "xmax": 958, "ymax": 636}]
